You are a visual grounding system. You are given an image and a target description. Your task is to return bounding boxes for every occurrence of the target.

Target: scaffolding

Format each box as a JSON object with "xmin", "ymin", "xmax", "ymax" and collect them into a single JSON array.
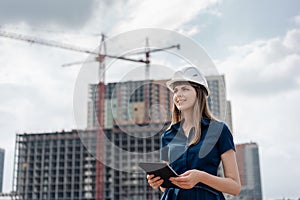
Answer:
[{"xmin": 13, "ymin": 130, "xmax": 97, "ymax": 200}]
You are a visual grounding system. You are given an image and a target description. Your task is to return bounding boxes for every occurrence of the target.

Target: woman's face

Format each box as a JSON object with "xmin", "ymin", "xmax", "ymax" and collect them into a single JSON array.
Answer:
[{"xmin": 173, "ymin": 84, "xmax": 197, "ymax": 112}]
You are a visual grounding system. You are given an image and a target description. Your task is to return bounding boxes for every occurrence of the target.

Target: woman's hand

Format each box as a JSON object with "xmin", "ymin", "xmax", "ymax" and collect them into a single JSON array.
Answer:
[
  {"xmin": 169, "ymin": 169, "xmax": 202, "ymax": 189},
  {"xmin": 147, "ymin": 174, "xmax": 164, "ymax": 189}
]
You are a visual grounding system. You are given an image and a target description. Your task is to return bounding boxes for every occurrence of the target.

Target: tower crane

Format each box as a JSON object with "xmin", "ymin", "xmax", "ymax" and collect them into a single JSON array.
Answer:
[
  {"xmin": 0, "ymin": 28, "xmax": 180, "ymax": 200},
  {"xmin": 0, "ymin": 29, "xmax": 179, "ymax": 81}
]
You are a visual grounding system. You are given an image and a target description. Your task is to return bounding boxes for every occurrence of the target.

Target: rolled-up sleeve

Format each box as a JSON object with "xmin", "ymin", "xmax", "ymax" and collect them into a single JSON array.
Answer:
[{"xmin": 217, "ymin": 124, "xmax": 235, "ymax": 155}]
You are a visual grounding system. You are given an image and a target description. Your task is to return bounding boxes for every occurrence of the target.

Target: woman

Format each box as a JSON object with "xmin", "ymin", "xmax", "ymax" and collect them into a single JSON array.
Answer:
[{"xmin": 147, "ymin": 66, "xmax": 241, "ymax": 199}]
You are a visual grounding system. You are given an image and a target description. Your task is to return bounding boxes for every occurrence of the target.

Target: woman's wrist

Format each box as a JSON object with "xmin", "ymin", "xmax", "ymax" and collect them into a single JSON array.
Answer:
[
  {"xmin": 159, "ymin": 186, "xmax": 166, "ymax": 192},
  {"xmin": 196, "ymin": 170, "xmax": 206, "ymax": 184}
]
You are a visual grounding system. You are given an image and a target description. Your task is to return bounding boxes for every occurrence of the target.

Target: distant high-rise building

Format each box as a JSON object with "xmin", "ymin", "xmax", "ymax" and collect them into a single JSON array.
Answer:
[
  {"xmin": 225, "ymin": 100, "xmax": 233, "ymax": 131},
  {"xmin": 87, "ymin": 76, "xmax": 232, "ymax": 130},
  {"xmin": 206, "ymin": 75, "xmax": 230, "ymax": 127},
  {"xmin": 236, "ymin": 143, "xmax": 263, "ymax": 200},
  {"xmin": 0, "ymin": 148, "xmax": 5, "ymax": 193}
]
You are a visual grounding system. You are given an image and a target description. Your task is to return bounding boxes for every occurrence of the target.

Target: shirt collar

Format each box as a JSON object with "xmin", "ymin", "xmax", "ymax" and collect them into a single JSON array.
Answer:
[{"xmin": 170, "ymin": 117, "xmax": 211, "ymax": 131}]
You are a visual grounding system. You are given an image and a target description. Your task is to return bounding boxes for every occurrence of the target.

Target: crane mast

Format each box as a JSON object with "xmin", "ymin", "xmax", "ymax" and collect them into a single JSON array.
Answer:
[{"xmin": 96, "ymin": 34, "xmax": 106, "ymax": 200}]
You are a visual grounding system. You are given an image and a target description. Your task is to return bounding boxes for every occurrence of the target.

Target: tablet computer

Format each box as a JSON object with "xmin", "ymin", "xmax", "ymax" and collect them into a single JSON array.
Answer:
[{"xmin": 138, "ymin": 162, "xmax": 179, "ymax": 188}]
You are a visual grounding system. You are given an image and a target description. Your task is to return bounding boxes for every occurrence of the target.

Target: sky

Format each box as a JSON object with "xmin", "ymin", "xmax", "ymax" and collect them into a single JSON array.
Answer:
[{"xmin": 0, "ymin": 0, "xmax": 300, "ymax": 199}]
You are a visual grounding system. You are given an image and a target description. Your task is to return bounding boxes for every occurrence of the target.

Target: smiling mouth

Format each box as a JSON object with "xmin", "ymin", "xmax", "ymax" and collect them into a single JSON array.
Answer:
[{"xmin": 177, "ymin": 99, "xmax": 185, "ymax": 104}]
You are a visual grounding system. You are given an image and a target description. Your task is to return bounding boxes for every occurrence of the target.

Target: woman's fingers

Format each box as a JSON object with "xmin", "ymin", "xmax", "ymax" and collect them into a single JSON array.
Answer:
[
  {"xmin": 147, "ymin": 175, "xmax": 164, "ymax": 189},
  {"xmin": 150, "ymin": 178, "xmax": 164, "ymax": 189},
  {"xmin": 170, "ymin": 176, "xmax": 189, "ymax": 183},
  {"xmin": 147, "ymin": 174, "xmax": 155, "ymax": 180}
]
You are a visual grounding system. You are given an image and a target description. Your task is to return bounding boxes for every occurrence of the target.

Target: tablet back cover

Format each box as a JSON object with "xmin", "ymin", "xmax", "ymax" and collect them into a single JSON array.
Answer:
[{"xmin": 138, "ymin": 162, "xmax": 178, "ymax": 188}]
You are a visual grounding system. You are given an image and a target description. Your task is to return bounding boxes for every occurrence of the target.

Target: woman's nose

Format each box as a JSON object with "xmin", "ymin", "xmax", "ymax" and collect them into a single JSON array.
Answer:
[{"xmin": 175, "ymin": 92, "xmax": 182, "ymax": 97}]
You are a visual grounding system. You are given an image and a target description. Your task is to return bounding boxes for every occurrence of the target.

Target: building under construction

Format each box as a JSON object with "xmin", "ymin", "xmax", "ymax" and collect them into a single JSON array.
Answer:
[
  {"xmin": 13, "ymin": 130, "xmax": 97, "ymax": 200},
  {"xmin": 13, "ymin": 126, "xmax": 168, "ymax": 200},
  {"xmin": 87, "ymin": 76, "xmax": 232, "ymax": 130}
]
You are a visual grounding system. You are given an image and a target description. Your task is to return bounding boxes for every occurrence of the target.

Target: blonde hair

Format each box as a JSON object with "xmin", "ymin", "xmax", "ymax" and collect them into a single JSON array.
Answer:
[{"xmin": 170, "ymin": 83, "xmax": 215, "ymax": 145}]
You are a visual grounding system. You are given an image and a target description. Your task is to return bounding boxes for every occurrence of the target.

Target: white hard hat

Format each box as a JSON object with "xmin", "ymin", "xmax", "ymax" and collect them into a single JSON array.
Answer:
[{"xmin": 166, "ymin": 66, "xmax": 210, "ymax": 96}]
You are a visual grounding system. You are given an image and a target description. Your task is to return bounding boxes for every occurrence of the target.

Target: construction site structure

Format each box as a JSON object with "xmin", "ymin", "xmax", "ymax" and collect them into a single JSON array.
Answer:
[
  {"xmin": 13, "ymin": 126, "xmax": 167, "ymax": 200},
  {"xmin": 13, "ymin": 129, "xmax": 97, "ymax": 200},
  {"xmin": 0, "ymin": 191, "xmax": 19, "ymax": 200},
  {"xmin": 15, "ymin": 133, "xmax": 267, "ymax": 200},
  {"xmin": 87, "ymin": 76, "xmax": 233, "ymax": 131}
]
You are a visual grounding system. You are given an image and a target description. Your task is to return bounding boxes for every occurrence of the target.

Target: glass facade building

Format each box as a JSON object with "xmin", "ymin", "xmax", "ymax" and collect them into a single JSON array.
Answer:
[{"xmin": 236, "ymin": 143, "xmax": 263, "ymax": 200}]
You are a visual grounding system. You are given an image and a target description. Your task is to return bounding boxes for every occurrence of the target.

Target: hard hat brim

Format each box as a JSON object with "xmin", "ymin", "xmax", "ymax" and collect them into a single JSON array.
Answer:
[{"xmin": 166, "ymin": 78, "xmax": 210, "ymax": 96}]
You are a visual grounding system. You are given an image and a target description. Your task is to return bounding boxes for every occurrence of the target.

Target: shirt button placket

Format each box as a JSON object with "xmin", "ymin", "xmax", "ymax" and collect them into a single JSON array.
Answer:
[{"xmin": 185, "ymin": 139, "xmax": 189, "ymax": 170}]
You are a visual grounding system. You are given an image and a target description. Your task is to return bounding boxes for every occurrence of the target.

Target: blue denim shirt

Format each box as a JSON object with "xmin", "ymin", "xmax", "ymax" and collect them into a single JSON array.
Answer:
[{"xmin": 160, "ymin": 118, "xmax": 235, "ymax": 200}]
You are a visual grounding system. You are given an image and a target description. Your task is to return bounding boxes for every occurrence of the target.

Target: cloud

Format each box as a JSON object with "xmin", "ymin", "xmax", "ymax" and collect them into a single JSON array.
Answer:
[
  {"xmin": 0, "ymin": 33, "xmax": 82, "ymax": 131},
  {"xmin": 0, "ymin": 0, "xmax": 97, "ymax": 28},
  {"xmin": 111, "ymin": 0, "xmax": 221, "ymax": 34},
  {"xmin": 177, "ymin": 25, "xmax": 201, "ymax": 37},
  {"xmin": 293, "ymin": 14, "xmax": 300, "ymax": 26},
  {"xmin": 284, "ymin": 28, "xmax": 300, "ymax": 52},
  {"xmin": 218, "ymin": 28, "xmax": 300, "ymax": 96}
]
